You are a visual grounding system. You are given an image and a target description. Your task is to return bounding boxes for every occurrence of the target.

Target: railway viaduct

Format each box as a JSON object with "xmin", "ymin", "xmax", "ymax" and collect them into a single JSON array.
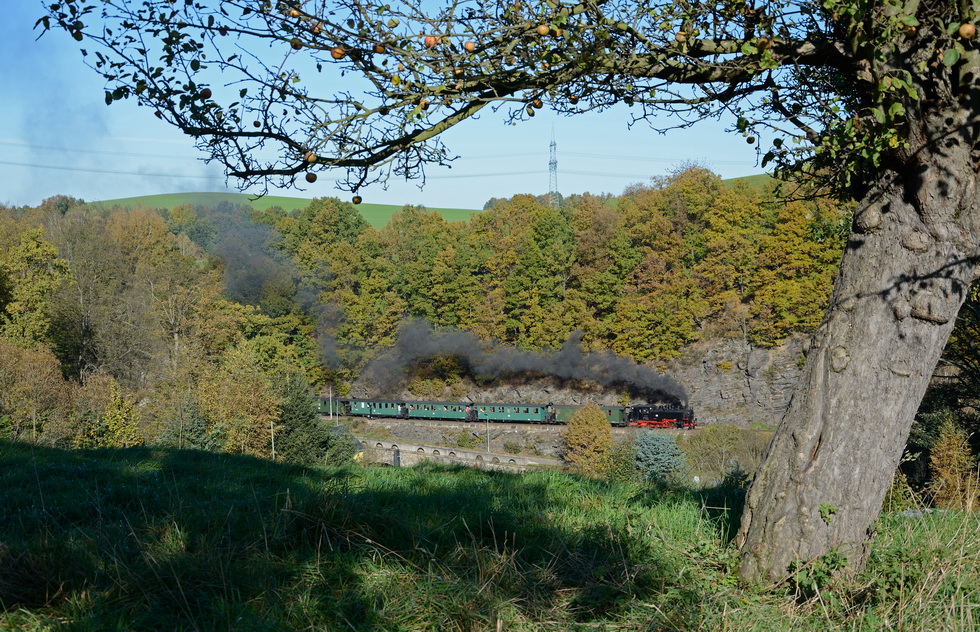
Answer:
[{"xmin": 356, "ymin": 437, "xmax": 562, "ymax": 471}]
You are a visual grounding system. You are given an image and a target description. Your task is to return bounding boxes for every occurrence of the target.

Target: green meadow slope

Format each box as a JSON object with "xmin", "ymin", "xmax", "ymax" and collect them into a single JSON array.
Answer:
[
  {"xmin": 88, "ymin": 174, "xmax": 769, "ymax": 229},
  {"xmin": 89, "ymin": 191, "xmax": 479, "ymax": 229}
]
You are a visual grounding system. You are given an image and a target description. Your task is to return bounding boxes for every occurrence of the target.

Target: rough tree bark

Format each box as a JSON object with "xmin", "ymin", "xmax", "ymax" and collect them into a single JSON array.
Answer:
[{"xmin": 737, "ymin": 102, "xmax": 980, "ymax": 582}]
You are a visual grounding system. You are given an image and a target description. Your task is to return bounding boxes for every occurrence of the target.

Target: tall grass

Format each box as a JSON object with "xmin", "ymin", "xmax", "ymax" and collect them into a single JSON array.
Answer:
[{"xmin": 1, "ymin": 440, "xmax": 978, "ymax": 631}]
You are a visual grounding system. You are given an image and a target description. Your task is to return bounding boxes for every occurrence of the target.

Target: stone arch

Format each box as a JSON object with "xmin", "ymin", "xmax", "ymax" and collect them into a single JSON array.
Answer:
[
  {"xmin": 475, "ymin": 455, "xmax": 484, "ymax": 461},
  {"xmin": 432, "ymin": 449, "xmax": 441, "ymax": 456},
  {"xmin": 491, "ymin": 457, "xmax": 500, "ymax": 464},
  {"xmin": 449, "ymin": 452, "xmax": 456, "ymax": 458},
  {"xmin": 508, "ymin": 459, "xmax": 517, "ymax": 464},
  {"xmin": 417, "ymin": 447, "xmax": 425, "ymax": 454},
  {"xmin": 376, "ymin": 443, "xmax": 384, "ymax": 449}
]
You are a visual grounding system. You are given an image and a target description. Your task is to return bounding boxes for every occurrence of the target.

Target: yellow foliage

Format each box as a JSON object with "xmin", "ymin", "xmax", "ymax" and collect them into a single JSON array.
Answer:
[
  {"xmin": 560, "ymin": 402, "xmax": 613, "ymax": 478},
  {"xmin": 929, "ymin": 419, "xmax": 978, "ymax": 510}
]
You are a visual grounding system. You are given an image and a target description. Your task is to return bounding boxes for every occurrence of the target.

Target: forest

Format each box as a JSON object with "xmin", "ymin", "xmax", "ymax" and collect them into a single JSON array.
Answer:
[{"xmin": 0, "ymin": 165, "xmax": 974, "ymax": 480}]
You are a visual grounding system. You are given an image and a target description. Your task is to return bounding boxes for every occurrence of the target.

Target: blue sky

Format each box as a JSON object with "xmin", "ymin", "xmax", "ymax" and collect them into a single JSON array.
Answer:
[{"xmin": 2, "ymin": 2, "xmax": 765, "ymax": 211}]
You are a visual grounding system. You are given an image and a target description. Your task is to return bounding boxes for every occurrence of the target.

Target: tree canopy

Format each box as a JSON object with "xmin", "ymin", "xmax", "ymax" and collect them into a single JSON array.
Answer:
[{"xmin": 39, "ymin": 0, "xmax": 978, "ymax": 197}]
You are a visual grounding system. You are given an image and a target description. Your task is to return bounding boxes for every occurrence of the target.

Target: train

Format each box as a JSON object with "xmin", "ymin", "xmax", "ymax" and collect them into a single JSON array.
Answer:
[{"xmin": 315, "ymin": 396, "xmax": 696, "ymax": 429}]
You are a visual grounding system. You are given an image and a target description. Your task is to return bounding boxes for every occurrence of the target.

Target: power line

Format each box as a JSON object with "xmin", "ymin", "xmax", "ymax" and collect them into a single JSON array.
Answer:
[
  {"xmin": 0, "ymin": 159, "xmax": 222, "ymax": 180},
  {"xmin": 0, "ymin": 139, "xmax": 198, "ymax": 161}
]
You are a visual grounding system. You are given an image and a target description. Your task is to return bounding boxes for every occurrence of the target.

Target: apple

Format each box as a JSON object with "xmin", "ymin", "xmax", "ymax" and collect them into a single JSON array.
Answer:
[
  {"xmin": 959, "ymin": 23, "xmax": 977, "ymax": 39},
  {"xmin": 424, "ymin": 35, "xmax": 439, "ymax": 47},
  {"xmin": 304, "ymin": 151, "xmax": 318, "ymax": 162},
  {"xmin": 419, "ymin": 99, "xmax": 430, "ymax": 110},
  {"xmin": 331, "ymin": 46, "xmax": 346, "ymax": 59},
  {"xmin": 757, "ymin": 37, "xmax": 771, "ymax": 50},
  {"xmin": 253, "ymin": 120, "xmax": 261, "ymax": 127},
  {"xmin": 532, "ymin": 97, "xmax": 543, "ymax": 108},
  {"xmin": 568, "ymin": 95, "xmax": 579, "ymax": 105},
  {"xmin": 463, "ymin": 40, "xmax": 476, "ymax": 52},
  {"xmin": 526, "ymin": 105, "xmax": 535, "ymax": 117},
  {"xmin": 536, "ymin": 24, "xmax": 550, "ymax": 36},
  {"xmin": 288, "ymin": 8, "xmax": 300, "ymax": 17},
  {"xmin": 305, "ymin": 172, "xmax": 317, "ymax": 183},
  {"xmin": 352, "ymin": 195, "xmax": 363, "ymax": 204},
  {"xmin": 290, "ymin": 38, "xmax": 303, "ymax": 50},
  {"xmin": 373, "ymin": 43, "xmax": 386, "ymax": 54},
  {"xmin": 200, "ymin": 87, "xmax": 212, "ymax": 99},
  {"xmin": 674, "ymin": 32, "xmax": 686, "ymax": 42},
  {"xmin": 553, "ymin": 28, "xmax": 563, "ymax": 37}
]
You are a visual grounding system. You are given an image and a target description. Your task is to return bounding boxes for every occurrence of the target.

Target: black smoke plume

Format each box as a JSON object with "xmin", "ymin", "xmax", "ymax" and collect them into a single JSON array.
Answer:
[{"xmin": 360, "ymin": 319, "xmax": 688, "ymax": 404}]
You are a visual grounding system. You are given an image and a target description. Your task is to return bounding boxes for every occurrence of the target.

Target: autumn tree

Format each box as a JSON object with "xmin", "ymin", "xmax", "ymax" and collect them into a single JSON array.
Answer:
[
  {"xmin": 0, "ymin": 228, "xmax": 71, "ymax": 348},
  {"xmin": 560, "ymin": 402, "xmax": 613, "ymax": 478},
  {"xmin": 71, "ymin": 374, "xmax": 143, "ymax": 449},
  {"xmin": 199, "ymin": 343, "xmax": 279, "ymax": 458},
  {"xmin": 0, "ymin": 338, "xmax": 68, "ymax": 442},
  {"xmin": 44, "ymin": 0, "xmax": 980, "ymax": 581}
]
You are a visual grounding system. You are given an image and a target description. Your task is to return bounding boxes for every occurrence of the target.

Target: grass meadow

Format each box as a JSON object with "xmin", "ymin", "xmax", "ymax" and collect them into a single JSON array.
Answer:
[
  {"xmin": 1, "ymin": 440, "xmax": 978, "ymax": 631},
  {"xmin": 87, "ymin": 192, "xmax": 479, "ymax": 229}
]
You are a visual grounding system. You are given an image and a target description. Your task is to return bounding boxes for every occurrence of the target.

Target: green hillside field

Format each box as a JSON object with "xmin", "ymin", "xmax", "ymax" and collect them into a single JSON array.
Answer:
[
  {"xmin": 88, "ymin": 191, "xmax": 480, "ymax": 229},
  {"xmin": 89, "ymin": 174, "xmax": 770, "ymax": 230}
]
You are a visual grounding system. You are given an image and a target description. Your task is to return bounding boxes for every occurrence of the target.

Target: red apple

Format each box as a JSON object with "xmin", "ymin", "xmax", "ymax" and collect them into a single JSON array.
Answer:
[
  {"xmin": 305, "ymin": 172, "xmax": 317, "ymax": 183},
  {"xmin": 424, "ymin": 35, "xmax": 439, "ymax": 47},
  {"xmin": 200, "ymin": 87, "xmax": 212, "ymax": 99},
  {"xmin": 463, "ymin": 40, "xmax": 476, "ymax": 52},
  {"xmin": 959, "ymin": 23, "xmax": 976, "ymax": 39},
  {"xmin": 330, "ymin": 46, "xmax": 346, "ymax": 59}
]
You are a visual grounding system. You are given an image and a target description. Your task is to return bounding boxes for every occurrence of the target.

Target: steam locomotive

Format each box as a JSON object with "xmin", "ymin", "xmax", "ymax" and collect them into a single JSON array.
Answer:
[{"xmin": 315, "ymin": 397, "xmax": 696, "ymax": 429}]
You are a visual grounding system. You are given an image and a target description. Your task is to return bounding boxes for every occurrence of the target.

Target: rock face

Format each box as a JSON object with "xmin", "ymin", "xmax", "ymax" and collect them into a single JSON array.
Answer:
[
  {"xmin": 349, "ymin": 336, "xmax": 805, "ymax": 429},
  {"xmin": 665, "ymin": 336, "xmax": 805, "ymax": 427}
]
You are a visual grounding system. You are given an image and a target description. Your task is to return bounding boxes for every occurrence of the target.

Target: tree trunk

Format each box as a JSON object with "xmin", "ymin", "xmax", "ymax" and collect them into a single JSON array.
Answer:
[{"xmin": 736, "ymin": 110, "xmax": 980, "ymax": 582}]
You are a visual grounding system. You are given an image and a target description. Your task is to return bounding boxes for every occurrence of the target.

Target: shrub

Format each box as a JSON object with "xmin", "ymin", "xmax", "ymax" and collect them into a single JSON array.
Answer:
[
  {"xmin": 156, "ymin": 406, "xmax": 224, "ymax": 452},
  {"xmin": 634, "ymin": 431, "xmax": 685, "ymax": 484},
  {"xmin": 882, "ymin": 469, "xmax": 919, "ymax": 513},
  {"xmin": 606, "ymin": 437, "xmax": 639, "ymax": 482},
  {"xmin": 929, "ymin": 417, "xmax": 977, "ymax": 510},
  {"xmin": 560, "ymin": 402, "xmax": 612, "ymax": 478}
]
